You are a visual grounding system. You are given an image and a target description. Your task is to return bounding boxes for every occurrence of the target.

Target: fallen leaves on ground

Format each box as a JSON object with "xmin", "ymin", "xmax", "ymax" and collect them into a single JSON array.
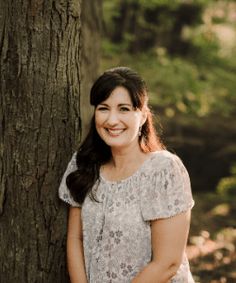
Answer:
[{"xmin": 187, "ymin": 193, "xmax": 236, "ymax": 283}]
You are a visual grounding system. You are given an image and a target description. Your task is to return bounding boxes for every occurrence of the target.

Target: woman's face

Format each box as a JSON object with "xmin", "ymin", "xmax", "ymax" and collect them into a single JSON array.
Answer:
[{"xmin": 95, "ymin": 86, "xmax": 146, "ymax": 150}]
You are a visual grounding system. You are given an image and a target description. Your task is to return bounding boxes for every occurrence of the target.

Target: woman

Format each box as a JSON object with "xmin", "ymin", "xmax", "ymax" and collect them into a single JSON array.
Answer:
[{"xmin": 59, "ymin": 67, "xmax": 195, "ymax": 283}]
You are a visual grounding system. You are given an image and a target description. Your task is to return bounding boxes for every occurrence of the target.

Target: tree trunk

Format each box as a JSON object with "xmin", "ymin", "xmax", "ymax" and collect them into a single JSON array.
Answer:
[
  {"xmin": 80, "ymin": 0, "xmax": 102, "ymax": 140},
  {"xmin": 0, "ymin": 0, "xmax": 101, "ymax": 282}
]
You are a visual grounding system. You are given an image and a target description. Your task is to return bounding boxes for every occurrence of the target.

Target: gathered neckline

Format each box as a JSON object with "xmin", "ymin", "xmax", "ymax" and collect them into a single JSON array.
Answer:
[{"xmin": 99, "ymin": 150, "xmax": 168, "ymax": 185}]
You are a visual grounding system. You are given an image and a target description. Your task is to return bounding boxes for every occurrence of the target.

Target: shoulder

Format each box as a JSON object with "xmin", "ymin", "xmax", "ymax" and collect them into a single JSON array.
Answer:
[
  {"xmin": 58, "ymin": 151, "xmax": 80, "ymax": 207},
  {"xmin": 142, "ymin": 150, "xmax": 191, "ymax": 187},
  {"xmin": 147, "ymin": 150, "xmax": 187, "ymax": 174},
  {"xmin": 71, "ymin": 151, "xmax": 77, "ymax": 162},
  {"xmin": 140, "ymin": 150, "xmax": 194, "ymax": 220}
]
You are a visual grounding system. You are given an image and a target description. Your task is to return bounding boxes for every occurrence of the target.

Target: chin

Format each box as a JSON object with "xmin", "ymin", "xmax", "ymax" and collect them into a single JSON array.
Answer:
[
  {"xmin": 104, "ymin": 141, "xmax": 126, "ymax": 148},
  {"xmin": 100, "ymin": 138, "xmax": 124, "ymax": 147},
  {"xmin": 99, "ymin": 133, "xmax": 138, "ymax": 148},
  {"xmin": 103, "ymin": 138, "xmax": 138, "ymax": 149}
]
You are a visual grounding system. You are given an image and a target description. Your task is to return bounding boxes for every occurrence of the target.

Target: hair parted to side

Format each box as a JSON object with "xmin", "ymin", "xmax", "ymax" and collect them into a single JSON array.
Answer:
[{"xmin": 66, "ymin": 66, "xmax": 165, "ymax": 204}]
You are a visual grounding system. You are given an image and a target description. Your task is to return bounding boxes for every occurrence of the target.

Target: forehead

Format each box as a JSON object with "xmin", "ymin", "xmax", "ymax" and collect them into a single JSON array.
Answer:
[{"xmin": 101, "ymin": 86, "xmax": 132, "ymax": 105}]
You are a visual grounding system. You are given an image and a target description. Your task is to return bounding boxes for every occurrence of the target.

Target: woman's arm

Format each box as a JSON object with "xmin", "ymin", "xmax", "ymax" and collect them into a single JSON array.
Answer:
[
  {"xmin": 132, "ymin": 210, "xmax": 191, "ymax": 283},
  {"xmin": 67, "ymin": 207, "xmax": 88, "ymax": 283}
]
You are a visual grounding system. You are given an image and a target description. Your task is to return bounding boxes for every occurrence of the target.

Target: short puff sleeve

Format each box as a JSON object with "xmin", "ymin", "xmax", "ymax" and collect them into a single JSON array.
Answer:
[
  {"xmin": 140, "ymin": 154, "xmax": 194, "ymax": 221},
  {"xmin": 58, "ymin": 152, "xmax": 81, "ymax": 207}
]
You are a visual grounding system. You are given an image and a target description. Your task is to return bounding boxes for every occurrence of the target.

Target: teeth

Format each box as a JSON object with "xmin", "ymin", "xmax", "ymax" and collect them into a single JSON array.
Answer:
[{"xmin": 107, "ymin": 129, "xmax": 124, "ymax": 135}]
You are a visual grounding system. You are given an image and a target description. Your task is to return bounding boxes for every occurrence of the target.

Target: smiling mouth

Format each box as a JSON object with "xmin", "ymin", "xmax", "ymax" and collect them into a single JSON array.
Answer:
[{"xmin": 106, "ymin": 128, "xmax": 125, "ymax": 136}]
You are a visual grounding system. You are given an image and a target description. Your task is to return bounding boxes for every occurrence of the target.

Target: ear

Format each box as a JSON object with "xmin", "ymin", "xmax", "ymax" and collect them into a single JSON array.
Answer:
[{"xmin": 141, "ymin": 107, "xmax": 148, "ymax": 126}]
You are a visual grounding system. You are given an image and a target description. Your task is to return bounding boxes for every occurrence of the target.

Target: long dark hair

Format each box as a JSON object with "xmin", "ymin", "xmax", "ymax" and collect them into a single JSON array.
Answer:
[{"xmin": 66, "ymin": 67, "xmax": 164, "ymax": 204}]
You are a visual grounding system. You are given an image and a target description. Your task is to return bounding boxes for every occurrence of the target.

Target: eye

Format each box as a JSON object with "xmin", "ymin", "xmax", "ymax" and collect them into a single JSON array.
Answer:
[
  {"xmin": 96, "ymin": 106, "xmax": 109, "ymax": 112},
  {"xmin": 120, "ymin": 106, "xmax": 130, "ymax": 112}
]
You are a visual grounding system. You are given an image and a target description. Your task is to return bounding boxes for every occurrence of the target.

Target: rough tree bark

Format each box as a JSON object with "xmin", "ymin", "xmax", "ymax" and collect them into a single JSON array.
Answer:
[{"xmin": 0, "ymin": 0, "xmax": 101, "ymax": 282}]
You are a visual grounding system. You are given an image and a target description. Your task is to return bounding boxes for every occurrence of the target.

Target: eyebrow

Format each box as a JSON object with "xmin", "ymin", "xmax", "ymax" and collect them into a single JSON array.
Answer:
[{"xmin": 98, "ymin": 103, "xmax": 132, "ymax": 107}]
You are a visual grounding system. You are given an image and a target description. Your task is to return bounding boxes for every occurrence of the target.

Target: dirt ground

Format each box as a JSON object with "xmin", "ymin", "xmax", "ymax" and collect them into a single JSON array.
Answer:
[{"xmin": 187, "ymin": 193, "xmax": 236, "ymax": 283}]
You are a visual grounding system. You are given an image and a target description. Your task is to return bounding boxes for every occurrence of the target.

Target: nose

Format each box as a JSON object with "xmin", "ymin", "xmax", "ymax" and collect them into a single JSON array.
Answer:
[{"xmin": 106, "ymin": 110, "xmax": 119, "ymax": 126}]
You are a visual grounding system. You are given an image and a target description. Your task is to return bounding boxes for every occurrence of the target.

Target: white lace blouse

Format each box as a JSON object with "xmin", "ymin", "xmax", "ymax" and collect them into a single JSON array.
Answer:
[{"xmin": 59, "ymin": 150, "xmax": 195, "ymax": 283}]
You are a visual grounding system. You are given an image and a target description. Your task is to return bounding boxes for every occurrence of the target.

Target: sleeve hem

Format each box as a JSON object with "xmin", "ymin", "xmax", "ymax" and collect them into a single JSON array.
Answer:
[
  {"xmin": 142, "ymin": 200, "xmax": 194, "ymax": 221},
  {"xmin": 58, "ymin": 152, "xmax": 81, "ymax": 208},
  {"xmin": 59, "ymin": 195, "xmax": 81, "ymax": 207}
]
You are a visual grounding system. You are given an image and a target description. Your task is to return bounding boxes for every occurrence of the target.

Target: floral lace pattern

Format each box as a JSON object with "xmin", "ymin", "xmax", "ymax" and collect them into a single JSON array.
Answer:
[{"xmin": 59, "ymin": 150, "xmax": 195, "ymax": 283}]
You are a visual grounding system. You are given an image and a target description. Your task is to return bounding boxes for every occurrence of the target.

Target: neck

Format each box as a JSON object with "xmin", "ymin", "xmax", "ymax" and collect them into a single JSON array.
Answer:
[{"xmin": 110, "ymin": 143, "xmax": 145, "ymax": 169}]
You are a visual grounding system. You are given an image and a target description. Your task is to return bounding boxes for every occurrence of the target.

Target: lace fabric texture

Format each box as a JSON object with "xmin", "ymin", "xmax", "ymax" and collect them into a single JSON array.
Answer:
[
  {"xmin": 59, "ymin": 150, "xmax": 195, "ymax": 283},
  {"xmin": 58, "ymin": 152, "xmax": 81, "ymax": 207}
]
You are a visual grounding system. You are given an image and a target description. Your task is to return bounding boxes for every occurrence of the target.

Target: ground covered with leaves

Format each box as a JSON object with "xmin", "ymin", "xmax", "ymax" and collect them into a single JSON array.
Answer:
[{"xmin": 187, "ymin": 193, "xmax": 236, "ymax": 282}]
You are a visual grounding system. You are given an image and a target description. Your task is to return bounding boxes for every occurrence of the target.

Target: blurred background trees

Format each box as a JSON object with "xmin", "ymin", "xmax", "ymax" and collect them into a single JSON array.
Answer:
[
  {"xmin": 101, "ymin": 1, "xmax": 236, "ymax": 281},
  {"xmin": 101, "ymin": 0, "xmax": 236, "ymax": 194}
]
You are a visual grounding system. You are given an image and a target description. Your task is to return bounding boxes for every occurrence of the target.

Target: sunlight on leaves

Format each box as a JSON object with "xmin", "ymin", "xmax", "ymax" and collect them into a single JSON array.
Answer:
[{"xmin": 210, "ymin": 203, "xmax": 230, "ymax": 216}]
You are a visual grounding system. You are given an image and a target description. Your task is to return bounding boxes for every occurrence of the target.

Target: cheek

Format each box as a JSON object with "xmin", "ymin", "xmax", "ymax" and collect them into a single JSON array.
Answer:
[
  {"xmin": 95, "ymin": 117, "xmax": 103, "ymax": 138},
  {"xmin": 95, "ymin": 113, "xmax": 103, "ymax": 127},
  {"xmin": 133, "ymin": 112, "xmax": 144, "ymax": 127}
]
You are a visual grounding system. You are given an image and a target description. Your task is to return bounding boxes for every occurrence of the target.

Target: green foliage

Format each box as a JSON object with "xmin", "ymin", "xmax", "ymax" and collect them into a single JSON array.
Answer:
[
  {"xmin": 101, "ymin": 0, "xmax": 236, "ymax": 195},
  {"xmin": 101, "ymin": 0, "xmax": 236, "ymax": 119},
  {"xmin": 217, "ymin": 164, "xmax": 236, "ymax": 196},
  {"xmin": 101, "ymin": 43, "xmax": 236, "ymax": 118},
  {"xmin": 103, "ymin": 0, "xmax": 205, "ymax": 53},
  {"xmin": 102, "ymin": 0, "xmax": 121, "ymax": 35}
]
